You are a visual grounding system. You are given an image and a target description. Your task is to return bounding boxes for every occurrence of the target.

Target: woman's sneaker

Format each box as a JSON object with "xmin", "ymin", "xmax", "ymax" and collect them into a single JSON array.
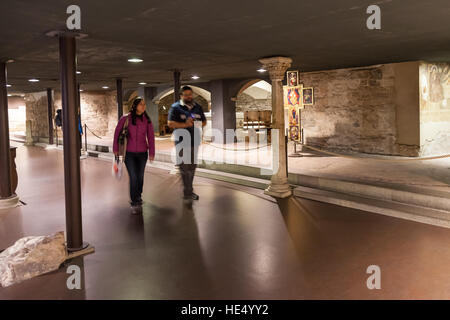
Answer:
[{"xmin": 131, "ymin": 205, "xmax": 142, "ymax": 215}]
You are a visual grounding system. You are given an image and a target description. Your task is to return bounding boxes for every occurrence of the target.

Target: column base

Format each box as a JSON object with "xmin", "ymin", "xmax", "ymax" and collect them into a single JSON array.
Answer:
[
  {"xmin": 264, "ymin": 184, "xmax": 292, "ymax": 198},
  {"xmin": 0, "ymin": 194, "xmax": 20, "ymax": 210}
]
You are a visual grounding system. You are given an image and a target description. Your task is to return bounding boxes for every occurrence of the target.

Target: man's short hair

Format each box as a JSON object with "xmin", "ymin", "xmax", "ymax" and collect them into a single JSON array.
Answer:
[{"xmin": 181, "ymin": 85, "xmax": 193, "ymax": 93}]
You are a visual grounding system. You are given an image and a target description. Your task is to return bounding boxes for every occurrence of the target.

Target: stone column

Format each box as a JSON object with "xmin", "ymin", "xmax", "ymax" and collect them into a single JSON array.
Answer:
[{"xmin": 259, "ymin": 56, "xmax": 292, "ymax": 198}]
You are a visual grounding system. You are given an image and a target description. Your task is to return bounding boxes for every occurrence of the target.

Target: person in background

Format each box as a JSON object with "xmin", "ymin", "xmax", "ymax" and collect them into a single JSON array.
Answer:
[
  {"xmin": 113, "ymin": 98, "xmax": 155, "ymax": 214},
  {"xmin": 168, "ymin": 86, "xmax": 206, "ymax": 207}
]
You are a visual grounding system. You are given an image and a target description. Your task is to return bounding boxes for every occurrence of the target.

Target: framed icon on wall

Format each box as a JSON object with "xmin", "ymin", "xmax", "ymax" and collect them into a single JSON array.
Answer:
[
  {"xmin": 286, "ymin": 70, "xmax": 299, "ymax": 87},
  {"xmin": 288, "ymin": 105, "xmax": 301, "ymax": 142},
  {"xmin": 303, "ymin": 87, "xmax": 314, "ymax": 105},
  {"xmin": 283, "ymin": 85, "xmax": 303, "ymax": 109}
]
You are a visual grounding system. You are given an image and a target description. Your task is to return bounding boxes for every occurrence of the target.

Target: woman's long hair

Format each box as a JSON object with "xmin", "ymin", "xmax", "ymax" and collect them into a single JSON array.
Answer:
[{"xmin": 130, "ymin": 98, "xmax": 152, "ymax": 125}]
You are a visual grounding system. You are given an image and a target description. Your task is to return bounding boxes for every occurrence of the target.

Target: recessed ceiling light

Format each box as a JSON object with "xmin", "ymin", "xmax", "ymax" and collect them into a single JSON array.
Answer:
[
  {"xmin": 79, "ymin": 89, "xmax": 84, "ymax": 92},
  {"xmin": 7, "ymin": 94, "xmax": 12, "ymax": 97},
  {"xmin": 76, "ymin": 71, "xmax": 81, "ymax": 74},
  {"xmin": 139, "ymin": 82, "xmax": 147, "ymax": 85},
  {"xmin": 28, "ymin": 78, "xmax": 39, "ymax": 82},
  {"xmin": 191, "ymin": 75, "xmax": 200, "ymax": 80},
  {"xmin": 257, "ymin": 68, "xmax": 267, "ymax": 73},
  {"xmin": 6, "ymin": 84, "xmax": 11, "ymax": 87},
  {"xmin": 128, "ymin": 58, "xmax": 143, "ymax": 63},
  {"xmin": 102, "ymin": 86, "xmax": 109, "ymax": 89}
]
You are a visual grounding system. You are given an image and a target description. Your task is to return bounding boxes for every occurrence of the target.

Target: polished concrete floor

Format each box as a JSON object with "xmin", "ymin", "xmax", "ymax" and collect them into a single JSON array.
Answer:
[{"xmin": 1, "ymin": 145, "xmax": 450, "ymax": 299}]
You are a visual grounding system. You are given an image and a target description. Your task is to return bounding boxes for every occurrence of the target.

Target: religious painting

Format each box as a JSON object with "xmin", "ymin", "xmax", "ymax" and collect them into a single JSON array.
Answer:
[
  {"xmin": 420, "ymin": 62, "xmax": 450, "ymax": 111},
  {"xmin": 287, "ymin": 71, "xmax": 299, "ymax": 87},
  {"xmin": 283, "ymin": 85, "xmax": 303, "ymax": 109},
  {"xmin": 303, "ymin": 87, "xmax": 314, "ymax": 105},
  {"xmin": 288, "ymin": 105, "xmax": 301, "ymax": 142}
]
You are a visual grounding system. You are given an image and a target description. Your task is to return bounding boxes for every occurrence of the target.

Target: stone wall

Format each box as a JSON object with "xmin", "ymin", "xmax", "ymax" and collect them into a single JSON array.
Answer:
[
  {"xmin": 419, "ymin": 62, "xmax": 450, "ymax": 156},
  {"xmin": 8, "ymin": 96, "xmax": 26, "ymax": 133},
  {"xmin": 299, "ymin": 63, "xmax": 420, "ymax": 156},
  {"xmin": 26, "ymin": 90, "xmax": 119, "ymax": 142},
  {"xmin": 236, "ymin": 92, "xmax": 271, "ymax": 112},
  {"xmin": 54, "ymin": 90, "xmax": 118, "ymax": 138},
  {"xmin": 25, "ymin": 92, "xmax": 49, "ymax": 142}
]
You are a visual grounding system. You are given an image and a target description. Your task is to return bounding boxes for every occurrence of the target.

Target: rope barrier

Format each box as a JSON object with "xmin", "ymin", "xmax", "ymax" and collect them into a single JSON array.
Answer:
[
  {"xmin": 202, "ymin": 141, "xmax": 271, "ymax": 151},
  {"xmin": 85, "ymin": 125, "xmax": 103, "ymax": 140},
  {"xmin": 296, "ymin": 143, "xmax": 450, "ymax": 162}
]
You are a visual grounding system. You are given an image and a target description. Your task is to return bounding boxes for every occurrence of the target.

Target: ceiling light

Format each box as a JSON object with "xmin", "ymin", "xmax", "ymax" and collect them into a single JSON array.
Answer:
[
  {"xmin": 76, "ymin": 71, "xmax": 81, "ymax": 74},
  {"xmin": 28, "ymin": 78, "xmax": 39, "ymax": 82},
  {"xmin": 79, "ymin": 89, "xmax": 84, "ymax": 92},
  {"xmin": 102, "ymin": 86, "xmax": 109, "ymax": 89},
  {"xmin": 128, "ymin": 58, "xmax": 143, "ymax": 63},
  {"xmin": 6, "ymin": 84, "xmax": 11, "ymax": 87},
  {"xmin": 139, "ymin": 82, "xmax": 147, "ymax": 85},
  {"xmin": 191, "ymin": 75, "xmax": 200, "ymax": 80},
  {"xmin": 7, "ymin": 94, "xmax": 12, "ymax": 97},
  {"xmin": 257, "ymin": 68, "xmax": 267, "ymax": 73}
]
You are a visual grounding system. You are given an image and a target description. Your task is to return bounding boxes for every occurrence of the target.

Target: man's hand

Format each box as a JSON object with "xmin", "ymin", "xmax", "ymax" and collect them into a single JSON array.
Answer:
[
  {"xmin": 149, "ymin": 155, "xmax": 155, "ymax": 162},
  {"xmin": 168, "ymin": 119, "xmax": 193, "ymax": 129},
  {"xmin": 185, "ymin": 117, "xmax": 194, "ymax": 128}
]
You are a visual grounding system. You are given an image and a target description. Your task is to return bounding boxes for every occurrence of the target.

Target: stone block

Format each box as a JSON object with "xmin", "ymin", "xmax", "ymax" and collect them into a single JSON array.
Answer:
[{"xmin": 0, "ymin": 232, "xmax": 66, "ymax": 287}]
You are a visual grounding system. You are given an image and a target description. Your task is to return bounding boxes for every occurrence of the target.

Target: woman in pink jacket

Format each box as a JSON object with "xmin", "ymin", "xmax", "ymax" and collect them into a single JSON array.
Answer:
[{"xmin": 113, "ymin": 98, "xmax": 155, "ymax": 214}]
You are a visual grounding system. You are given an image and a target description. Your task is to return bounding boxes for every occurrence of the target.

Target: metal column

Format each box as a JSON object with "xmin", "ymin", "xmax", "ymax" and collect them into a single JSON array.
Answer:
[
  {"xmin": 47, "ymin": 88, "xmax": 54, "ymax": 145},
  {"xmin": 116, "ymin": 78, "xmax": 123, "ymax": 120},
  {"xmin": 0, "ymin": 62, "xmax": 12, "ymax": 199},
  {"xmin": 59, "ymin": 35, "xmax": 85, "ymax": 251},
  {"xmin": 173, "ymin": 70, "xmax": 181, "ymax": 103}
]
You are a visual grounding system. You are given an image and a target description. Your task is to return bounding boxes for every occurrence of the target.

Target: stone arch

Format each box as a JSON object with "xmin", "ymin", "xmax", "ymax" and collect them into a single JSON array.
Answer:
[
  {"xmin": 234, "ymin": 79, "xmax": 272, "ymax": 129},
  {"xmin": 154, "ymin": 85, "xmax": 211, "ymax": 112},
  {"xmin": 235, "ymin": 80, "xmax": 272, "ymax": 112}
]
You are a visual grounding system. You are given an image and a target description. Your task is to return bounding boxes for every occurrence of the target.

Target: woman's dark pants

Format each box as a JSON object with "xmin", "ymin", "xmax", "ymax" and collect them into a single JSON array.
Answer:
[{"xmin": 125, "ymin": 151, "xmax": 148, "ymax": 206}]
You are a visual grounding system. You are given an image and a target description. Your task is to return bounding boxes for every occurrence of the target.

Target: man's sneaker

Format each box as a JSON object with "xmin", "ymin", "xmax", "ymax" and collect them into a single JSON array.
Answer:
[
  {"xmin": 192, "ymin": 193, "xmax": 199, "ymax": 201},
  {"xmin": 183, "ymin": 198, "xmax": 193, "ymax": 208}
]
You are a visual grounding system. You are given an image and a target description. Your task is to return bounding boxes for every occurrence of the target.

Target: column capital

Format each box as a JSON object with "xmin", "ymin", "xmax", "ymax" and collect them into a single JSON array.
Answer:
[{"xmin": 258, "ymin": 56, "xmax": 292, "ymax": 81}]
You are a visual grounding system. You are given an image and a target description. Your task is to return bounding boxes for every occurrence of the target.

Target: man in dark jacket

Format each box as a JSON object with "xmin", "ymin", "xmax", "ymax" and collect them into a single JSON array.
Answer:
[{"xmin": 168, "ymin": 86, "xmax": 206, "ymax": 207}]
